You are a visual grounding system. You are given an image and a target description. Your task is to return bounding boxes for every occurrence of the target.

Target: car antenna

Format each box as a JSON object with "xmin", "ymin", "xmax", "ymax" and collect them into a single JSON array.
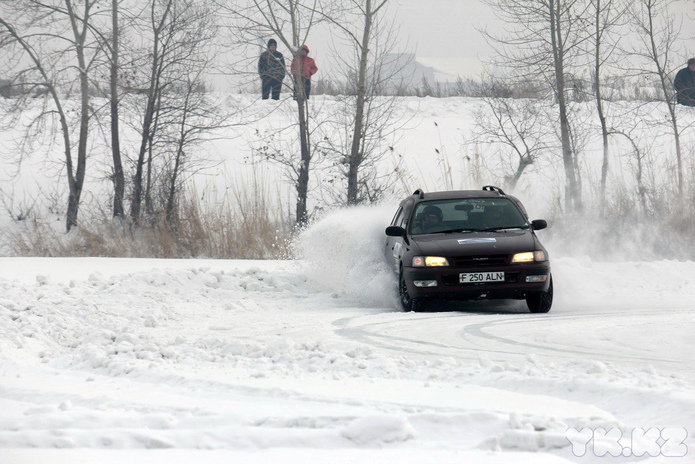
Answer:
[
  {"xmin": 412, "ymin": 188, "xmax": 425, "ymax": 199},
  {"xmin": 482, "ymin": 185, "xmax": 505, "ymax": 195}
]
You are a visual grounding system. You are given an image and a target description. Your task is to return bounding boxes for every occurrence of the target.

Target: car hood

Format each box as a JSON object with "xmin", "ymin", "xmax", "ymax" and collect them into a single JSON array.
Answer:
[{"xmin": 412, "ymin": 229, "xmax": 538, "ymax": 256}]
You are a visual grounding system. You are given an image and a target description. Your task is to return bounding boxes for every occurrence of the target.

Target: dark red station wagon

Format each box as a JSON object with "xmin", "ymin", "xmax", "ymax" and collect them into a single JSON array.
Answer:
[{"xmin": 384, "ymin": 186, "xmax": 552, "ymax": 312}]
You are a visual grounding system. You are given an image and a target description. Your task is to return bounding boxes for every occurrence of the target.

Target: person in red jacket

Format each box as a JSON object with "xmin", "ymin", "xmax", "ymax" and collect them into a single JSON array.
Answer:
[{"xmin": 291, "ymin": 45, "xmax": 318, "ymax": 100}]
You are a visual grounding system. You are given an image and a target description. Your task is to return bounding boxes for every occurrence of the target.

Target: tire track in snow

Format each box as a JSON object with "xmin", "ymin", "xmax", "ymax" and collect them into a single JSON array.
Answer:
[
  {"xmin": 333, "ymin": 308, "xmax": 693, "ymax": 374},
  {"xmin": 457, "ymin": 311, "xmax": 691, "ymax": 367}
]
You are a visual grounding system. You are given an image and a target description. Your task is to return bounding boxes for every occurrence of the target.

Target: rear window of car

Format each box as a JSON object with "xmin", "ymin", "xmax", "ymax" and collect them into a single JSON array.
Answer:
[{"xmin": 409, "ymin": 198, "xmax": 527, "ymax": 235}]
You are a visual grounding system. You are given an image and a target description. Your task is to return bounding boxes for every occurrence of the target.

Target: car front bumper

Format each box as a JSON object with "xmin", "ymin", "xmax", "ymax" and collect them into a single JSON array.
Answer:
[{"xmin": 403, "ymin": 263, "xmax": 551, "ymax": 301}]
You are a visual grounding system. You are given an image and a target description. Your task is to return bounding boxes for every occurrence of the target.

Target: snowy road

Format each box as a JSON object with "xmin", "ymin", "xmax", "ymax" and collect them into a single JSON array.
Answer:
[
  {"xmin": 333, "ymin": 306, "xmax": 694, "ymax": 377},
  {"xmin": 1, "ymin": 211, "xmax": 695, "ymax": 463}
]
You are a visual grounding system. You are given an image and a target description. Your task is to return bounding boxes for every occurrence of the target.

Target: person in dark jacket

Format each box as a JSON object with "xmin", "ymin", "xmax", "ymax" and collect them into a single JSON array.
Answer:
[
  {"xmin": 258, "ymin": 39, "xmax": 286, "ymax": 100},
  {"xmin": 674, "ymin": 58, "xmax": 695, "ymax": 107},
  {"xmin": 291, "ymin": 45, "xmax": 318, "ymax": 100}
]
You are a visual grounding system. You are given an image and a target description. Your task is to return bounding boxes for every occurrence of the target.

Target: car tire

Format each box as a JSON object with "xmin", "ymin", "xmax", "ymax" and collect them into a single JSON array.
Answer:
[
  {"xmin": 526, "ymin": 277, "xmax": 553, "ymax": 313},
  {"xmin": 399, "ymin": 268, "xmax": 425, "ymax": 312}
]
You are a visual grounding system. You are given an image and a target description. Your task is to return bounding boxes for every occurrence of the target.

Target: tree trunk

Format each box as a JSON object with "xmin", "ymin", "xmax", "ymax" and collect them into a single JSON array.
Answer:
[
  {"xmin": 65, "ymin": 0, "xmax": 91, "ymax": 231},
  {"xmin": 110, "ymin": 0, "xmax": 125, "ymax": 218},
  {"xmin": 347, "ymin": 0, "xmax": 373, "ymax": 205},
  {"xmin": 291, "ymin": 46, "xmax": 312, "ymax": 226},
  {"xmin": 166, "ymin": 144, "xmax": 184, "ymax": 225},
  {"xmin": 508, "ymin": 156, "xmax": 532, "ymax": 192},
  {"xmin": 131, "ymin": 69, "xmax": 159, "ymax": 222},
  {"xmin": 166, "ymin": 85, "xmax": 192, "ymax": 225},
  {"xmin": 550, "ymin": 0, "xmax": 580, "ymax": 212},
  {"xmin": 131, "ymin": 95, "xmax": 155, "ymax": 222},
  {"xmin": 131, "ymin": 0, "xmax": 171, "ymax": 222},
  {"xmin": 594, "ymin": 0, "xmax": 610, "ymax": 207},
  {"xmin": 0, "ymin": 18, "xmax": 76, "ymax": 231},
  {"xmin": 648, "ymin": 38, "xmax": 682, "ymax": 193},
  {"xmin": 637, "ymin": 0, "xmax": 682, "ymax": 195},
  {"xmin": 145, "ymin": 89, "xmax": 162, "ymax": 216},
  {"xmin": 296, "ymin": 96, "xmax": 310, "ymax": 226}
]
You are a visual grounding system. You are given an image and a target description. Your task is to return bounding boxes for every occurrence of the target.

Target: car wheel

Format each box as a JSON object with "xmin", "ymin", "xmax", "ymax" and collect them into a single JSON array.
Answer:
[
  {"xmin": 399, "ymin": 268, "xmax": 425, "ymax": 312},
  {"xmin": 526, "ymin": 277, "xmax": 553, "ymax": 313}
]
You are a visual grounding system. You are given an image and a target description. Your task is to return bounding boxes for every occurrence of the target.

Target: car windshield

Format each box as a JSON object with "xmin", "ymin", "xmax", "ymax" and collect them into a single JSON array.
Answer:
[{"xmin": 409, "ymin": 198, "xmax": 528, "ymax": 235}]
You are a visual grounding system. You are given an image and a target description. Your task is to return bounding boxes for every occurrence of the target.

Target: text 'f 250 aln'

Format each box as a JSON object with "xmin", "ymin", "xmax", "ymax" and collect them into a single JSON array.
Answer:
[{"xmin": 384, "ymin": 186, "xmax": 552, "ymax": 313}]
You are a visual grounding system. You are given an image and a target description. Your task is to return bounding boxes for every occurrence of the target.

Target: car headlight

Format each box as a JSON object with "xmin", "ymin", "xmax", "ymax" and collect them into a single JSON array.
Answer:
[
  {"xmin": 412, "ymin": 256, "xmax": 450, "ymax": 267},
  {"xmin": 511, "ymin": 251, "xmax": 546, "ymax": 263}
]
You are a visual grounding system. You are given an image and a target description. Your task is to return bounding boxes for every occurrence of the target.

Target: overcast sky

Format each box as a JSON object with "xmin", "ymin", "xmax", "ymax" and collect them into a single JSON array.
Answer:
[
  {"xmin": 309, "ymin": 0, "xmax": 693, "ymax": 80},
  {"xmin": 387, "ymin": 0, "xmax": 495, "ymax": 77},
  {"xmin": 308, "ymin": 0, "xmax": 496, "ymax": 79},
  {"xmin": 217, "ymin": 0, "xmax": 692, "ymax": 89}
]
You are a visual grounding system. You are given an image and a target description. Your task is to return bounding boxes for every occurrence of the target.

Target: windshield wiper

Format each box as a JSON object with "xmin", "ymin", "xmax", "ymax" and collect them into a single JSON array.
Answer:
[
  {"xmin": 477, "ymin": 225, "xmax": 529, "ymax": 232},
  {"xmin": 442, "ymin": 228, "xmax": 477, "ymax": 234}
]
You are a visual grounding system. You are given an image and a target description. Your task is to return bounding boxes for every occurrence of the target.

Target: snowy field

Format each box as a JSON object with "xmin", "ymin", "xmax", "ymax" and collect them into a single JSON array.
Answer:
[
  {"xmin": 4, "ymin": 94, "xmax": 694, "ymax": 233},
  {"xmin": 1, "ymin": 206, "xmax": 695, "ymax": 464},
  {"xmin": 2, "ymin": 94, "xmax": 695, "ymax": 462}
]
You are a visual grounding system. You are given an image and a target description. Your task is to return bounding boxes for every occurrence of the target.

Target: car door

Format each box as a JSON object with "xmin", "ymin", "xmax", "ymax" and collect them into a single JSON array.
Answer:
[
  {"xmin": 385, "ymin": 206, "xmax": 404, "ymax": 270},
  {"xmin": 385, "ymin": 200, "xmax": 413, "ymax": 273}
]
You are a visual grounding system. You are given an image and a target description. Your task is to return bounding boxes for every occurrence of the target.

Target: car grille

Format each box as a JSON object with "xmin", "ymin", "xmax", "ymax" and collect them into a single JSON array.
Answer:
[
  {"xmin": 450, "ymin": 255, "xmax": 508, "ymax": 267},
  {"xmin": 442, "ymin": 272, "xmax": 519, "ymax": 286}
]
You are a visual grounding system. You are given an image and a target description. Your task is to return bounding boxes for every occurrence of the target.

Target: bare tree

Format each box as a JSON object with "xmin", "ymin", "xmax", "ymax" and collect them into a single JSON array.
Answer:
[
  {"xmin": 626, "ymin": 0, "xmax": 685, "ymax": 194},
  {"xmin": 313, "ymin": 0, "xmax": 408, "ymax": 205},
  {"xmin": 482, "ymin": 0, "xmax": 590, "ymax": 212},
  {"xmin": 109, "ymin": 0, "xmax": 125, "ymax": 218},
  {"xmin": 327, "ymin": 0, "xmax": 387, "ymax": 205},
  {"xmin": 613, "ymin": 129, "xmax": 650, "ymax": 212},
  {"xmin": 316, "ymin": 93, "xmax": 404, "ymax": 206},
  {"xmin": 88, "ymin": 0, "xmax": 127, "ymax": 218},
  {"xmin": 160, "ymin": 74, "xmax": 229, "ymax": 225},
  {"xmin": 472, "ymin": 94, "xmax": 555, "ymax": 191},
  {"xmin": 127, "ymin": 0, "xmax": 218, "ymax": 223},
  {"xmin": 129, "ymin": 0, "xmax": 172, "ymax": 222},
  {"xmin": 218, "ymin": 0, "xmax": 328, "ymax": 226},
  {"xmin": 0, "ymin": 0, "xmax": 103, "ymax": 231},
  {"xmin": 586, "ymin": 0, "xmax": 626, "ymax": 203}
]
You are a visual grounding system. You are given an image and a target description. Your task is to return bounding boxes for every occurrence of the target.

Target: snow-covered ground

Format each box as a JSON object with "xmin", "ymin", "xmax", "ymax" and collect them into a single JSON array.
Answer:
[
  {"xmin": 1, "ymin": 206, "xmax": 694, "ymax": 463},
  {"xmin": 4, "ymin": 94, "xmax": 694, "ymax": 234},
  {"xmin": 2, "ymin": 91, "xmax": 695, "ymax": 462}
]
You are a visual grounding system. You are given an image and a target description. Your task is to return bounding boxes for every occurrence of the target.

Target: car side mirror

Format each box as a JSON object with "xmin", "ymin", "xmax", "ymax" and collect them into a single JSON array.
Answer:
[
  {"xmin": 385, "ymin": 226, "xmax": 406, "ymax": 237},
  {"xmin": 531, "ymin": 219, "xmax": 547, "ymax": 231}
]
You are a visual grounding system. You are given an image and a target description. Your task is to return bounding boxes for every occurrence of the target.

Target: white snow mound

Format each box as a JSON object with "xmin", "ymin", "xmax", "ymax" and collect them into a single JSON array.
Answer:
[{"xmin": 340, "ymin": 415, "xmax": 418, "ymax": 445}]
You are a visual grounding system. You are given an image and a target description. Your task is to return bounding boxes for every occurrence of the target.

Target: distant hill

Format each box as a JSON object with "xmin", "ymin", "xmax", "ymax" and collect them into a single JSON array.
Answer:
[{"xmin": 376, "ymin": 53, "xmax": 440, "ymax": 90}]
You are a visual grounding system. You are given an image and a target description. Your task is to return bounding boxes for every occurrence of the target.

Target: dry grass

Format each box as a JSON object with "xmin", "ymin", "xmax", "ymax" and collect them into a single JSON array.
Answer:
[
  {"xmin": 3, "ymin": 183, "xmax": 295, "ymax": 259},
  {"xmin": 4, "ymin": 171, "xmax": 695, "ymax": 260},
  {"xmin": 544, "ymin": 181, "xmax": 695, "ymax": 261}
]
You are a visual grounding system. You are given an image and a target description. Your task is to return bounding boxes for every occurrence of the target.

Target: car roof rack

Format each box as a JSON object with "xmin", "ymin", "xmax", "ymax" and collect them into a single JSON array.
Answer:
[
  {"xmin": 412, "ymin": 188, "xmax": 425, "ymax": 199},
  {"xmin": 482, "ymin": 185, "xmax": 505, "ymax": 195}
]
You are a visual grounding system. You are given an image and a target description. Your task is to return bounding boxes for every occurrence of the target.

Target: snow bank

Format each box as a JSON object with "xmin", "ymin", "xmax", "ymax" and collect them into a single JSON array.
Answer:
[{"xmin": 340, "ymin": 415, "xmax": 418, "ymax": 445}]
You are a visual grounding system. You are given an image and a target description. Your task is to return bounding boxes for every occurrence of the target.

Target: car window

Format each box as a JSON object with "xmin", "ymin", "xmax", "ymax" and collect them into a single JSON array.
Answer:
[
  {"xmin": 398, "ymin": 201, "xmax": 413, "ymax": 229},
  {"xmin": 409, "ymin": 198, "xmax": 527, "ymax": 235},
  {"xmin": 390, "ymin": 207, "xmax": 403, "ymax": 227},
  {"xmin": 399, "ymin": 208, "xmax": 410, "ymax": 228}
]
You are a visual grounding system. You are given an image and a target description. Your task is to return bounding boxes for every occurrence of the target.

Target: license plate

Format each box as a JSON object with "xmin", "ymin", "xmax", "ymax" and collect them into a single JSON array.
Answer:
[{"xmin": 459, "ymin": 271, "xmax": 505, "ymax": 283}]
